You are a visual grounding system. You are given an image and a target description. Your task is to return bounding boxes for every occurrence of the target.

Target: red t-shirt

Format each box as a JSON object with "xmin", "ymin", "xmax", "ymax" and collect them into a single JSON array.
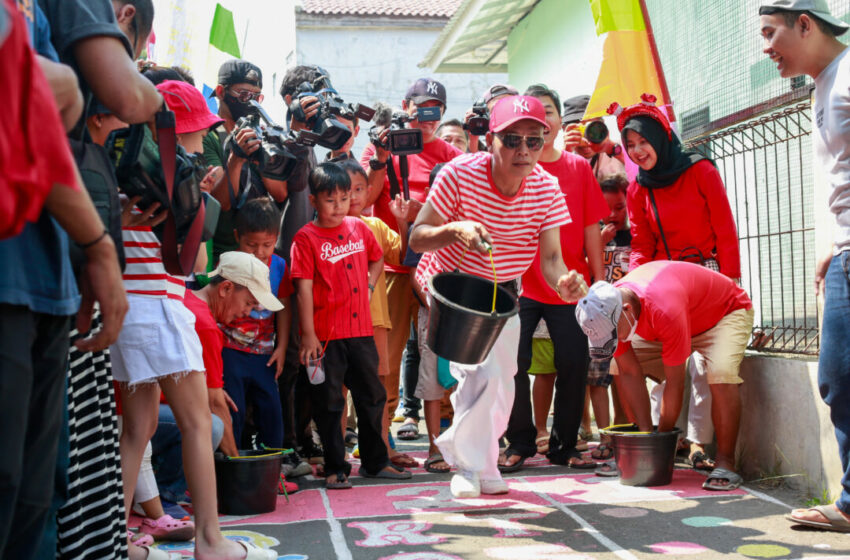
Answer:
[
  {"xmin": 521, "ymin": 151, "xmax": 609, "ymax": 304},
  {"xmin": 415, "ymin": 152, "xmax": 572, "ymax": 288},
  {"xmin": 360, "ymin": 137, "xmax": 462, "ymax": 274},
  {"xmin": 182, "ymin": 292, "xmax": 224, "ymax": 389},
  {"xmin": 290, "ymin": 217, "xmax": 383, "ymax": 341},
  {"xmin": 627, "ymin": 160, "xmax": 741, "ymax": 279},
  {"xmin": 613, "ymin": 261, "xmax": 752, "ymax": 366}
]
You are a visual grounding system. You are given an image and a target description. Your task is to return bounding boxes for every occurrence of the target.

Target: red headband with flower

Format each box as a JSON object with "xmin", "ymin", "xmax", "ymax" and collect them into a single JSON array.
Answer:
[{"xmin": 607, "ymin": 93, "xmax": 672, "ymax": 140}]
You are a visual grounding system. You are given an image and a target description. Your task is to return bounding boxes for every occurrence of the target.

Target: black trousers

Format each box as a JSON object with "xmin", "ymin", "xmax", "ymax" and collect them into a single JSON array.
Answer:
[
  {"xmin": 505, "ymin": 297, "xmax": 589, "ymax": 463},
  {"xmin": 0, "ymin": 304, "xmax": 69, "ymax": 560},
  {"xmin": 310, "ymin": 336, "xmax": 389, "ymax": 476}
]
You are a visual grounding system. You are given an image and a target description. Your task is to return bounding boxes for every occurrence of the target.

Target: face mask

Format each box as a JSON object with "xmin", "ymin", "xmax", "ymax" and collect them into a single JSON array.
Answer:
[
  {"xmin": 223, "ymin": 94, "xmax": 253, "ymax": 121},
  {"xmin": 622, "ymin": 308, "xmax": 638, "ymax": 342}
]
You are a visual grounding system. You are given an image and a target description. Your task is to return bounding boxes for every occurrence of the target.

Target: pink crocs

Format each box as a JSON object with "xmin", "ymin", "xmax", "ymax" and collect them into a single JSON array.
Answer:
[{"xmin": 138, "ymin": 514, "xmax": 195, "ymax": 541}]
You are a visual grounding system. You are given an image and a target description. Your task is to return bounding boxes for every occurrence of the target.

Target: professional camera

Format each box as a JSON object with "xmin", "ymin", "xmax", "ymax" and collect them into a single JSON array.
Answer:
[
  {"xmin": 230, "ymin": 100, "xmax": 298, "ymax": 182},
  {"xmin": 288, "ymin": 68, "xmax": 375, "ymax": 150},
  {"xmin": 368, "ymin": 106, "xmax": 441, "ymax": 156},
  {"xmin": 463, "ymin": 100, "xmax": 489, "ymax": 136},
  {"xmin": 578, "ymin": 120, "xmax": 609, "ymax": 145}
]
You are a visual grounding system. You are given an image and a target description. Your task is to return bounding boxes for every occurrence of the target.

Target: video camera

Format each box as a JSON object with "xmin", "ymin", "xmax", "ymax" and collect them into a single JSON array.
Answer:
[
  {"xmin": 288, "ymin": 68, "xmax": 375, "ymax": 150},
  {"xmin": 231, "ymin": 100, "xmax": 298, "ymax": 182},
  {"xmin": 462, "ymin": 100, "xmax": 489, "ymax": 136},
  {"xmin": 578, "ymin": 120, "xmax": 609, "ymax": 145},
  {"xmin": 368, "ymin": 106, "xmax": 441, "ymax": 156}
]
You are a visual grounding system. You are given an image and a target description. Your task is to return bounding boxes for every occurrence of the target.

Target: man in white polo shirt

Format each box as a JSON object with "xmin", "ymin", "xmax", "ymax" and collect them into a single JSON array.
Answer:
[{"xmin": 410, "ymin": 95, "xmax": 587, "ymax": 498}]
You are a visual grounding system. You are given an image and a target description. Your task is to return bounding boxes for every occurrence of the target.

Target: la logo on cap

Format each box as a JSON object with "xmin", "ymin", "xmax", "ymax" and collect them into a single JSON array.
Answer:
[
  {"xmin": 513, "ymin": 98, "xmax": 529, "ymax": 114},
  {"xmin": 426, "ymin": 81, "xmax": 439, "ymax": 95}
]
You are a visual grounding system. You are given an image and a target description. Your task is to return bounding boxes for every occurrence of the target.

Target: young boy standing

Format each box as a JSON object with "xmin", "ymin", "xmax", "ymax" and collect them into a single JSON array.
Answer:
[
  {"xmin": 759, "ymin": 0, "xmax": 850, "ymax": 530},
  {"xmin": 291, "ymin": 162, "xmax": 412, "ymax": 489},
  {"xmin": 340, "ymin": 160, "xmax": 416, "ymax": 468},
  {"xmin": 220, "ymin": 198, "xmax": 293, "ymax": 452}
]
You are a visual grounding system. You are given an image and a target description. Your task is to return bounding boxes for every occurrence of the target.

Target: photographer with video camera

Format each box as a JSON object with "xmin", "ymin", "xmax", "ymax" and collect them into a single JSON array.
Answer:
[
  {"xmin": 464, "ymin": 83, "xmax": 518, "ymax": 153},
  {"xmin": 203, "ymin": 59, "xmax": 288, "ymax": 263},
  {"xmin": 360, "ymin": 77, "xmax": 463, "ymax": 440}
]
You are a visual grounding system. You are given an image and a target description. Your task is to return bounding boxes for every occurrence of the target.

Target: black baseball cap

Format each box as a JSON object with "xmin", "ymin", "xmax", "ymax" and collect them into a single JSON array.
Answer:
[
  {"xmin": 217, "ymin": 59, "xmax": 263, "ymax": 90},
  {"xmin": 482, "ymin": 83, "xmax": 518, "ymax": 104},
  {"xmin": 405, "ymin": 78, "xmax": 447, "ymax": 106},
  {"xmin": 562, "ymin": 95, "xmax": 591, "ymax": 125}
]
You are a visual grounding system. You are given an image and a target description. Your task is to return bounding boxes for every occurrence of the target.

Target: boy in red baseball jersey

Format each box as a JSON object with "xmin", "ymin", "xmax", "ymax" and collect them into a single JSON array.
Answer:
[{"xmin": 290, "ymin": 162, "xmax": 412, "ymax": 489}]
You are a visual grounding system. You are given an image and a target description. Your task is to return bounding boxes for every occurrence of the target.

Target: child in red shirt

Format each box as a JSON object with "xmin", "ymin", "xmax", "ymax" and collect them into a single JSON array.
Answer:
[{"xmin": 290, "ymin": 162, "xmax": 412, "ymax": 489}]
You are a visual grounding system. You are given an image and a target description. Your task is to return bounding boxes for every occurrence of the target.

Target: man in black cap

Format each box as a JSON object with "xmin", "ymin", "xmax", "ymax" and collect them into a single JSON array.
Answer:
[
  {"xmin": 466, "ymin": 83, "xmax": 518, "ymax": 153},
  {"xmin": 202, "ymin": 59, "xmax": 289, "ymax": 263},
  {"xmin": 360, "ymin": 78, "xmax": 463, "ymax": 442}
]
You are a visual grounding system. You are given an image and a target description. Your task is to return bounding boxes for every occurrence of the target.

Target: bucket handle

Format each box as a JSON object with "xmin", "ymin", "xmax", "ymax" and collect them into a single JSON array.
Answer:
[
  {"xmin": 455, "ymin": 242, "xmax": 499, "ymax": 315},
  {"xmin": 599, "ymin": 423, "xmax": 653, "ymax": 436}
]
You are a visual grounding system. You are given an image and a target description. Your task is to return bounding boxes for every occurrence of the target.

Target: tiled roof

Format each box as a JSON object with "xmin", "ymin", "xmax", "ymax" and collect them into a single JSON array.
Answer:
[{"xmin": 299, "ymin": 0, "xmax": 462, "ymax": 18}]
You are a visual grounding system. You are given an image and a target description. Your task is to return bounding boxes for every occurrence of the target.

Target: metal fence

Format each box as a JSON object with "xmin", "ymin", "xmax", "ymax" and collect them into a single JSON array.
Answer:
[{"xmin": 686, "ymin": 103, "xmax": 819, "ymax": 355}]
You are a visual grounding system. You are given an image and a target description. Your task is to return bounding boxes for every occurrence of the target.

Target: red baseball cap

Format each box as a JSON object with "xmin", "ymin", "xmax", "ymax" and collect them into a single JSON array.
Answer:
[
  {"xmin": 489, "ymin": 95, "xmax": 549, "ymax": 133},
  {"xmin": 156, "ymin": 80, "xmax": 224, "ymax": 134}
]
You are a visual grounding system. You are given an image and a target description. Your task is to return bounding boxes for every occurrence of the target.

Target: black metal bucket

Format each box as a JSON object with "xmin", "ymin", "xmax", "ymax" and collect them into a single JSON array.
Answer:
[
  {"xmin": 215, "ymin": 450, "xmax": 282, "ymax": 515},
  {"xmin": 601, "ymin": 425, "xmax": 681, "ymax": 487},
  {"xmin": 426, "ymin": 271, "xmax": 518, "ymax": 365}
]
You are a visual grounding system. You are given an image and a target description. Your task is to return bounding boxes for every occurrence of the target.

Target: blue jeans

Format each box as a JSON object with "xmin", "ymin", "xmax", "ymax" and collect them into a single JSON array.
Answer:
[
  {"xmin": 820, "ymin": 252, "xmax": 850, "ymax": 514},
  {"xmin": 150, "ymin": 404, "xmax": 223, "ymax": 503},
  {"xmin": 222, "ymin": 348, "xmax": 284, "ymax": 448}
]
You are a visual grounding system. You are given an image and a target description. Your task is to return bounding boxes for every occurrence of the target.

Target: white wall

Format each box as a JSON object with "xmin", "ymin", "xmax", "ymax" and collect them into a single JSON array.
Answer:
[{"xmin": 296, "ymin": 20, "xmax": 508, "ymax": 159}]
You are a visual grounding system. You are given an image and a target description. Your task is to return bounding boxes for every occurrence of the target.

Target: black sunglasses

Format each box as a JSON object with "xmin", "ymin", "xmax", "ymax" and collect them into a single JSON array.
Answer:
[{"xmin": 495, "ymin": 133, "xmax": 545, "ymax": 151}]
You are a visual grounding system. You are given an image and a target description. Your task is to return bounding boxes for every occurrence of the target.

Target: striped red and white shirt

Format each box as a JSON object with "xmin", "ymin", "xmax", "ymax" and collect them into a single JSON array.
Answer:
[
  {"xmin": 122, "ymin": 225, "xmax": 185, "ymax": 300},
  {"xmin": 416, "ymin": 152, "xmax": 571, "ymax": 289}
]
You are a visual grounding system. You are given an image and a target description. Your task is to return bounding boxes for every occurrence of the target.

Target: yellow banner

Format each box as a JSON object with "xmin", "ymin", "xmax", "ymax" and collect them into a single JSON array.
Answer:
[{"xmin": 589, "ymin": 0, "xmax": 645, "ymax": 35}]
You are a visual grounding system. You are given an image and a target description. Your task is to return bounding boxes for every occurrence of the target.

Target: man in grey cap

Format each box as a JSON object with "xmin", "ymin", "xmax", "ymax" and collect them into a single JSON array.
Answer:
[
  {"xmin": 760, "ymin": 0, "xmax": 850, "ymax": 532},
  {"xmin": 575, "ymin": 261, "xmax": 754, "ymax": 490}
]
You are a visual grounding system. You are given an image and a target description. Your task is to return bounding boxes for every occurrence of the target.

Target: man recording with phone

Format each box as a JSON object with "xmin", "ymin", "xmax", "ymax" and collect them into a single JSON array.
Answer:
[{"xmin": 360, "ymin": 77, "xmax": 463, "ymax": 437}]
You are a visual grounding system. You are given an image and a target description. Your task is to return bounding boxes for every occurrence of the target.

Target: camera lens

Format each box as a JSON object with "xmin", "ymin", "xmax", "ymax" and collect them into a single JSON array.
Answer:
[{"xmin": 584, "ymin": 121, "xmax": 609, "ymax": 145}]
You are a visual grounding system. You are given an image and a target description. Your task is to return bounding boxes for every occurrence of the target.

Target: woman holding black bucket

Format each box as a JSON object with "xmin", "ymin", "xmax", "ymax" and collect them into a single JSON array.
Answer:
[{"xmin": 410, "ymin": 95, "xmax": 587, "ymax": 499}]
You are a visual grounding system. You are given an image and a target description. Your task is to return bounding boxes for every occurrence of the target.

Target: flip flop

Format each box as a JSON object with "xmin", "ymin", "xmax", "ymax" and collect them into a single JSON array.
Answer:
[
  {"xmin": 688, "ymin": 450, "xmax": 716, "ymax": 471},
  {"xmin": 595, "ymin": 460, "xmax": 618, "ymax": 477},
  {"xmin": 702, "ymin": 467, "xmax": 743, "ymax": 491},
  {"xmin": 390, "ymin": 453, "xmax": 419, "ymax": 469},
  {"xmin": 786, "ymin": 505, "xmax": 850, "ymax": 533},
  {"xmin": 359, "ymin": 464, "xmax": 412, "ymax": 479},
  {"xmin": 424, "ymin": 452, "xmax": 451, "ymax": 473},
  {"xmin": 396, "ymin": 421, "xmax": 420, "ymax": 440},
  {"xmin": 498, "ymin": 449, "xmax": 528, "ymax": 473},
  {"xmin": 591, "ymin": 443, "xmax": 614, "ymax": 460},
  {"xmin": 567, "ymin": 457, "xmax": 597, "ymax": 470},
  {"xmin": 535, "ymin": 435, "xmax": 549, "ymax": 455},
  {"xmin": 326, "ymin": 472, "xmax": 352, "ymax": 490},
  {"xmin": 132, "ymin": 544, "xmax": 183, "ymax": 560}
]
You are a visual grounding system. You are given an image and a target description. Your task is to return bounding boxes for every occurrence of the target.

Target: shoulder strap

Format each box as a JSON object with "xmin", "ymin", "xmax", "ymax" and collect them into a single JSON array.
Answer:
[
  {"xmin": 646, "ymin": 188, "xmax": 673, "ymax": 261},
  {"xmin": 156, "ymin": 107, "xmax": 206, "ymax": 276}
]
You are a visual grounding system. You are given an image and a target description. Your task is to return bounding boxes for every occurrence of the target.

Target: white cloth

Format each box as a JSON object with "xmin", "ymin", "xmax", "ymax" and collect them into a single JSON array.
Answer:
[
  {"xmin": 436, "ymin": 315, "xmax": 521, "ymax": 480},
  {"xmin": 813, "ymin": 47, "xmax": 850, "ymax": 255},
  {"xmin": 135, "ymin": 441, "xmax": 159, "ymax": 504},
  {"xmin": 111, "ymin": 295, "xmax": 204, "ymax": 385},
  {"xmin": 649, "ymin": 352, "xmax": 714, "ymax": 444}
]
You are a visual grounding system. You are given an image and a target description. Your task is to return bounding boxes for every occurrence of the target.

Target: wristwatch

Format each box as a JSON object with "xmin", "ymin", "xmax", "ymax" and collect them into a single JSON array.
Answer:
[
  {"xmin": 608, "ymin": 145, "xmax": 623, "ymax": 157},
  {"xmin": 369, "ymin": 157, "xmax": 387, "ymax": 170}
]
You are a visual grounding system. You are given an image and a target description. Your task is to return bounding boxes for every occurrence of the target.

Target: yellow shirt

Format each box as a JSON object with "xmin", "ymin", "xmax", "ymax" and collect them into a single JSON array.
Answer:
[{"xmin": 362, "ymin": 216, "xmax": 401, "ymax": 329}]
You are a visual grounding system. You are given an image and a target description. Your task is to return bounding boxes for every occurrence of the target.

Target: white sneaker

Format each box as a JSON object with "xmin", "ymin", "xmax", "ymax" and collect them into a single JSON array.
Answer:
[
  {"xmin": 480, "ymin": 477, "xmax": 509, "ymax": 495},
  {"xmin": 450, "ymin": 470, "xmax": 480, "ymax": 498}
]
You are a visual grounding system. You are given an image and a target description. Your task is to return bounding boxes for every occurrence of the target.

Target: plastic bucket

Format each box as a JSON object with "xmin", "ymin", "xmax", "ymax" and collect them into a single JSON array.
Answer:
[
  {"xmin": 601, "ymin": 425, "xmax": 681, "ymax": 486},
  {"xmin": 427, "ymin": 271, "xmax": 518, "ymax": 364},
  {"xmin": 214, "ymin": 450, "xmax": 282, "ymax": 515}
]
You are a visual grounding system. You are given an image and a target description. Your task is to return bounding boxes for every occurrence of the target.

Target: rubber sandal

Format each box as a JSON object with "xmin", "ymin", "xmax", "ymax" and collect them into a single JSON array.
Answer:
[
  {"xmin": 688, "ymin": 450, "xmax": 716, "ymax": 471},
  {"xmin": 424, "ymin": 452, "xmax": 451, "ymax": 473},
  {"xmin": 595, "ymin": 460, "xmax": 618, "ymax": 477},
  {"xmin": 535, "ymin": 435, "xmax": 549, "ymax": 455},
  {"xmin": 786, "ymin": 505, "xmax": 850, "ymax": 533},
  {"xmin": 128, "ymin": 530, "xmax": 154, "ymax": 547},
  {"xmin": 498, "ymin": 449, "xmax": 527, "ymax": 473},
  {"xmin": 702, "ymin": 467, "xmax": 743, "ymax": 491},
  {"xmin": 359, "ymin": 464, "xmax": 412, "ymax": 479},
  {"xmin": 565, "ymin": 450, "xmax": 596, "ymax": 470},
  {"xmin": 132, "ymin": 543, "xmax": 182, "ymax": 560},
  {"xmin": 390, "ymin": 453, "xmax": 419, "ymax": 469},
  {"xmin": 396, "ymin": 421, "xmax": 420, "ymax": 440},
  {"xmin": 326, "ymin": 472, "xmax": 352, "ymax": 490},
  {"xmin": 139, "ymin": 514, "xmax": 194, "ymax": 542},
  {"xmin": 591, "ymin": 443, "xmax": 614, "ymax": 460},
  {"xmin": 231, "ymin": 541, "xmax": 276, "ymax": 560}
]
